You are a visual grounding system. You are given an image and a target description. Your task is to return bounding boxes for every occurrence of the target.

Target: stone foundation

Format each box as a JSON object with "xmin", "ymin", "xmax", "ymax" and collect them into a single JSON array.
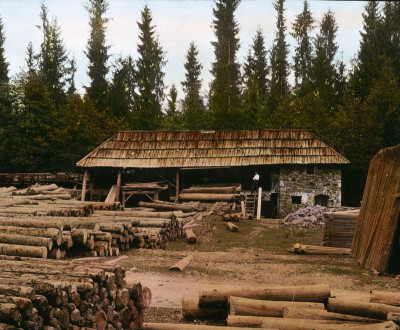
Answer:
[{"xmin": 278, "ymin": 165, "xmax": 341, "ymax": 217}]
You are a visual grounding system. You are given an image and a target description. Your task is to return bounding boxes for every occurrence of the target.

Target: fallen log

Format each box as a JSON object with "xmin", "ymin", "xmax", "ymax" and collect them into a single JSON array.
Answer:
[
  {"xmin": 370, "ymin": 291, "xmax": 400, "ymax": 307},
  {"xmin": 0, "ymin": 303, "xmax": 22, "ymax": 325},
  {"xmin": 226, "ymin": 222, "xmax": 239, "ymax": 232},
  {"xmin": 143, "ymin": 323, "xmax": 255, "ymax": 330},
  {"xmin": 0, "ymin": 227, "xmax": 62, "ymax": 246},
  {"xmin": 0, "ymin": 187, "xmax": 17, "ymax": 195},
  {"xmin": 199, "ymin": 284, "xmax": 331, "ymax": 308},
  {"xmin": 95, "ymin": 210, "xmax": 184, "ymax": 218},
  {"xmin": 228, "ymin": 296, "xmax": 287, "ymax": 318},
  {"xmin": 388, "ymin": 312, "xmax": 400, "ymax": 322},
  {"xmin": 184, "ymin": 229, "xmax": 197, "ymax": 244},
  {"xmin": 327, "ymin": 298, "xmax": 400, "ymax": 320},
  {"xmin": 0, "ymin": 243, "xmax": 48, "ymax": 259},
  {"xmin": 228, "ymin": 297, "xmax": 324, "ymax": 314},
  {"xmin": 0, "ymin": 296, "xmax": 33, "ymax": 316},
  {"xmin": 291, "ymin": 243, "xmax": 351, "ymax": 255},
  {"xmin": 170, "ymin": 255, "xmax": 193, "ymax": 272},
  {"xmin": 179, "ymin": 193, "xmax": 237, "ymax": 202},
  {"xmin": 138, "ymin": 201, "xmax": 203, "ymax": 213},
  {"xmin": 0, "ymin": 285, "xmax": 35, "ymax": 300},
  {"xmin": 26, "ymin": 184, "xmax": 59, "ymax": 194},
  {"xmin": 285, "ymin": 307, "xmax": 379, "ymax": 322},
  {"xmin": 182, "ymin": 186, "xmax": 238, "ymax": 194},
  {"xmin": 0, "ymin": 219, "xmax": 63, "ymax": 230},
  {"xmin": 0, "ymin": 234, "xmax": 53, "ymax": 250},
  {"xmin": 227, "ymin": 315, "xmax": 399, "ymax": 329},
  {"xmin": 182, "ymin": 297, "xmax": 226, "ymax": 320}
]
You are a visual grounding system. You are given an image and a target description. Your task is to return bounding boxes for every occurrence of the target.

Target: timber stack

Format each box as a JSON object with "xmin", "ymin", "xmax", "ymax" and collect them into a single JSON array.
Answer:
[
  {"xmin": 179, "ymin": 284, "xmax": 400, "ymax": 329},
  {"xmin": 179, "ymin": 185, "xmax": 241, "ymax": 203},
  {"xmin": 0, "ymin": 256, "xmax": 151, "ymax": 329},
  {"xmin": 0, "ymin": 185, "xmax": 184, "ymax": 259},
  {"xmin": 322, "ymin": 210, "xmax": 359, "ymax": 248}
]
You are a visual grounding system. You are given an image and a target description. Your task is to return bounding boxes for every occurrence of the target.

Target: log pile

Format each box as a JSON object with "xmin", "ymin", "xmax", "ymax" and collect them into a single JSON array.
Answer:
[
  {"xmin": 289, "ymin": 243, "xmax": 351, "ymax": 255},
  {"xmin": 0, "ymin": 256, "xmax": 151, "ymax": 329},
  {"xmin": 179, "ymin": 284, "xmax": 399, "ymax": 329},
  {"xmin": 0, "ymin": 185, "xmax": 184, "ymax": 259},
  {"xmin": 179, "ymin": 186, "xmax": 240, "ymax": 202},
  {"xmin": 322, "ymin": 210, "xmax": 359, "ymax": 248}
]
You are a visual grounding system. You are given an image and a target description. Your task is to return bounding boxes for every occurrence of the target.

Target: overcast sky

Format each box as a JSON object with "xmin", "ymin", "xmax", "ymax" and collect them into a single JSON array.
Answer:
[{"xmin": 0, "ymin": 0, "xmax": 367, "ymax": 98}]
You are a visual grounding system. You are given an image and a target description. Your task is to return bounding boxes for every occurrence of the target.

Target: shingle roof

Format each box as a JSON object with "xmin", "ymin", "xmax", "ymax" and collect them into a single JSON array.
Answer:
[{"xmin": 76, "ymin": 130, "xmax": 350, "ymax": 168}]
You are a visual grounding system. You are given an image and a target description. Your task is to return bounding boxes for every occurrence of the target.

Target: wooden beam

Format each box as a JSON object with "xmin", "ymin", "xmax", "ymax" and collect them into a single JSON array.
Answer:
[
  {"xmin": 176, "ymin": 169, "xmax": 180, "ymax": 198},
  {"xmin": 115, "ymin": 170, "xmax": 122, "ymax": 202},
  {"xmin": 81, "ymin": 170, "xmax": 88, "ymax": 201},
  {"xmin": 257, "ymin": 187, "xmax": 262, "ymax": 220}
]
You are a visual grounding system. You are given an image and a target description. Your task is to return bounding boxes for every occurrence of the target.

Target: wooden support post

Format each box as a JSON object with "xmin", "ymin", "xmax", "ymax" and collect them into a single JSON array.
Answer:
[
  {"xmin": 241, "ymin": 200, "xmax": 246, "ymax": 217},
  {"xmin": 257, "ymin": 187, "xmax": 262, "ymax": 220},
  {"xmin": 176, "ymin": 169, "xmax": 180, "ymax": 198},
  {"xmin": 115, "ymin": 170, "xmax": 122, "ymax": 202},
  {"xmin": 81, "ymin": 170, "xmax": 88, "ymax": 201}
]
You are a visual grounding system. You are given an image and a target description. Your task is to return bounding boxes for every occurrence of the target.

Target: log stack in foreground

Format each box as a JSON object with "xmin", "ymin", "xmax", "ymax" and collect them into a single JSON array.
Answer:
[
  {"xmin": 0, "ymin": 256, "xmax": 151, "ymax": 329},
  {"xmin": 179, "ymin": 285, "xmax": 400, "ymax": 330}
]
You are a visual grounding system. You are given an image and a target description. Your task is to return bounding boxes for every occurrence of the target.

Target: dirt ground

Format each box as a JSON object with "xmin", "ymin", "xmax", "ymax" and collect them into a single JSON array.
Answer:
[{"xmin": 116, "ymin": 217, "xmax": 397, "ymax": 323}]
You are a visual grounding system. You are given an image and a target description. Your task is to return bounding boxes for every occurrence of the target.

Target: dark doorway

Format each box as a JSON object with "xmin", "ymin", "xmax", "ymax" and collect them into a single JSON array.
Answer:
[{"xmin": 315, "ymin": 194, "xmax": 329, "ymax": 207}]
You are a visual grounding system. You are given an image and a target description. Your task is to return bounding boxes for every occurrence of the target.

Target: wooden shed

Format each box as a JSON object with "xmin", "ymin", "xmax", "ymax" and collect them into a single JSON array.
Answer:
[
  {"xmin": 77, "ymin": 130, "xmax": 349, "ymax": 217},
  {"xmin": 352, "ymin": 144, "xmax": 400, "ymax": 274}
]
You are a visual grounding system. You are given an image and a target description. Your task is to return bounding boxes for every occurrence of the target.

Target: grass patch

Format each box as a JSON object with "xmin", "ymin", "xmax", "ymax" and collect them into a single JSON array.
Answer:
[{"xmin": 168, "ymin": 218, "xmax": 322, "ymax": 253}]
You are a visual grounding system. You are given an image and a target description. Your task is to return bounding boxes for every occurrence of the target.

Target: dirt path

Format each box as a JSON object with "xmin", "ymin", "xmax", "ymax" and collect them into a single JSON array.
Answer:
[{"xmin": 120, "ymin": 248, "xmax": 392, "ymax": 309}]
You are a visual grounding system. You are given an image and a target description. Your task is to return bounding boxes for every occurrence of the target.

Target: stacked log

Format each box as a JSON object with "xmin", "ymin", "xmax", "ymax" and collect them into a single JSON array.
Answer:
[
  {"xmin": 289, "ymin": 243, "xmax": 351, "ymax": 255},
  {"xmin": 179, "ymin": 285, "xmax": 399, "ymax": 329},
  {"xmin": 322, "ymin": 210, "xmax": 359, "ymax": 248},
  {"xmin": 179, "ymin": 185, "xmax": 241, "ymax": 203},
  {"xmin": 0, "ymin": 257, "xmax": 150, "ymax": 329}
]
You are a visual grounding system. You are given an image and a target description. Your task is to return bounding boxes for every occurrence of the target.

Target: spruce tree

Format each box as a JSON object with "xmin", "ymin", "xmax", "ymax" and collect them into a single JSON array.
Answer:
[
  {"xmin": 269, "ymin": 0, "xmax": 290, "ymax": 101},
  {"xmin": 382, "ymin": 2, "xmax": 400, "ymax": 77},
  {"xmin": 208, "ymin": 0, "xmax": 242, "ymax": 129},
  {"xmin": 243, "ymin": 28, "xmax": 269, "ymax": 127},
  {"xmin": 133, "ymin": 5, "xmax": 165, "ymax": 129},
  {"xmin": 109, "ymin": 56, "xmax": 135, "ymax": 118},
  {"xmin": 166, "ymin": 85, "xmax": 178, "ymax": 117},
  {"xmin": 66, "ymin": 58, "xmax": 77, "ymax": 96},
  {"xmin": 38, "ymin": 4, "xmax": 69, "ymax": 105},
  {"xmin": 0, "ymin": 17, "xmax": 9, "ymax": 83},
  {"xmin": 26, "ymin": 42, "xmax": 37, "ymax": 74},
  {"xmin": 181, "ymin": 42, "xmax": 206, "ymax": 129},
  {"xmin": 312, "ymin": 10, "xmax": 339, "ymax": 109},
  {"xmin": 350, "ymin": 1, "xmax": 385, "ymax": 96},
  {"xmin": 85, "ymin": 0, "xmax": 110, "ymax": 111},
  {"xmin": 291, "ymin": 0, "xmax": 314, "ymax": 87}
]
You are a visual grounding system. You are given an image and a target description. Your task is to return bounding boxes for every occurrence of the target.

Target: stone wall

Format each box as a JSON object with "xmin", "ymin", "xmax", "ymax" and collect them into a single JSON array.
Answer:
[{"xmin": 278, "ymin": 165, "xmax": 342, "ymax": 217}]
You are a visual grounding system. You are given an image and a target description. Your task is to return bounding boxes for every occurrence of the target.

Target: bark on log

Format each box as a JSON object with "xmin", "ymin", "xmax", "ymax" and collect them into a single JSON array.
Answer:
[
  {"xmin": 0, "ymin": 227, "xmax": 62, "ymax": 246},
  {"xmin": 138, "ymin": 201, "xmax": 202, "ymax": 212},
  {"xmin": 184, "ymin": 229, "xmax": 197, "ymax": 244},
  {"xmin": 179, "ymin": 193, "xmax": 237, "ymax": 202},
  {"xmin": 170, "ymin": 255, "xmax": 193, "ymax": 272},
  {"xmin": 291, "ymin": 243, "xmax": 351, "ymax": 255},
  {"xmin": 71, "ymin": 229, "xmax": 88, "ymax": 245},
  {"xmin": 0, "ymin": 243, "xmax": 47, "ymax": 259},
  {"xmin": 182, "ymin": 297, "xmax": 226, "ymax": 320},
  {"xmin": 0, "ymin": 219, "xmax": 63, "ymax": 230},
  {"xmin": 327, "ymin": 298, "xmax": 400, "ymax": 320},
  {"xmin": 182, "ymin": 187, "xmax": 238, "ymax": 194},
  {"xmin": 0, "ymin": 303, "xmax": 22, "ymax": 325},
  {"xmin": 26, "ymin": 184, "xmax": 59, "ymax": 194},
  {"xmin": 228, "ymin": 296, "xmax": 287, "ymax": 318},
  {"xmin": 388, "ymin": 312, "xmax": 400, "ymax": 322},
  {"xmin": 370, "ymin": 291, "xmax": 400, "ymax": 306},
  {"xmin": 142, "ymin": 323, "xmax": 273, "ymax": 330},
  {"xmin": 0, "ymin": 285, "xmax": 35, "ymax": 300},
  {"xmin": 285, "ymin": 307, "xmax": 379, "ymax": 322},
  {"xmin": 226, "ymin": 222, "xmax": 239, "ymax": 232},
  {"xmin": 0, "ymin": 296, "xmax": 33, "ymax": 316},
  {"xmin": 228, "ymin": 297, "xmax": 325, "ymax": 314},
  {"xmin": 199, "ymin": 284, "xmax": 331, "ymax": 308},
  {"xmin": 227, "ymin": 315, "xmax": 399, "ymax": 329},
  {"xmin": 0, "ymin": 234, "xmax": 53, "ymax": 250}
]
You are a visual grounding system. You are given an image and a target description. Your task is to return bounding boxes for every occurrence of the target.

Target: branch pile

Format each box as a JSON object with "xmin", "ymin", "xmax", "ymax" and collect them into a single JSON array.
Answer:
[{"xmin": 0, "ymin": 256, "xmax": 151, "ymax": 329}]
